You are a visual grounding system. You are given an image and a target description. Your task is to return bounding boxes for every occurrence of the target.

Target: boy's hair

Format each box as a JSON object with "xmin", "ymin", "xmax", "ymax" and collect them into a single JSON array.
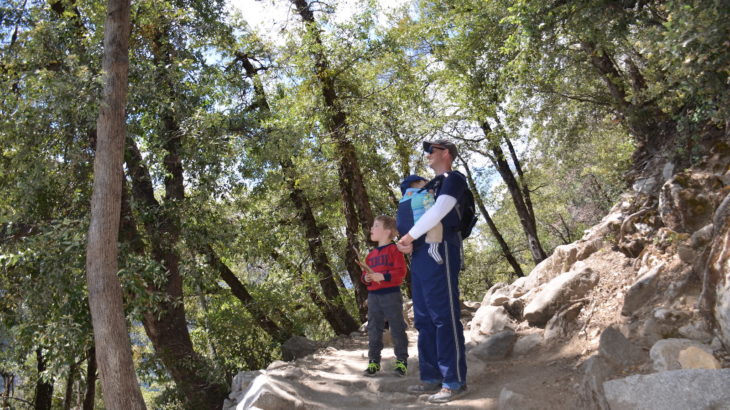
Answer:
[{"xmin": 375, "ymin": 215, "xmax": 399, "ymax": 239}]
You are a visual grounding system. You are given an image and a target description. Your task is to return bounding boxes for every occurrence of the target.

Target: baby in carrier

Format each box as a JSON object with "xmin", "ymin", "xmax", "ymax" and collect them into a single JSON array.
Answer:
[{"xmin": 397, "ymin": 175, "xmax": 443, "ymax": 264}]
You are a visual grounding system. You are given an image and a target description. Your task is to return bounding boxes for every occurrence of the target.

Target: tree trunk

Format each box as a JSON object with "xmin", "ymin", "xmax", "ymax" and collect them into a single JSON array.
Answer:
[
  {"xmin": 237, "ymin": 53, "xmax": 360, "ymax": 332},
  {"xmin": 82, "ymin": 347, "xmax": 97, "ymax": 410},
  {"xmin": 124, "ymin": 138, "xmax": 227, "ymax": 409},
  {"xmin": 201, "ymin": 243, "xmax": 296, "ymax": 343},
  {"xmin": 84, "ymin": 0, "xmax": 146, "ymax": 408},
  {"xmin": 482, "ymin": 123, "xmax": 547, "ymax": 264},
  {"xmin": 63, "ymin": 362, "xmax": 78, "ymax": 410},
  {"xmin": 580, "ymin": 41, "xmax": 675, "ymax": 163},
  {"xmin": 284, "ymin": 159, "xmax": 360, "ymax": 335},
  {"xmin": 503, "ymin": 133, "xmax": 536, "ymax": 227},
  {"xmin": 291, "ymin": 0, "xmax": 372, "ymax": 320},
  {"xmin": 1, "ymin": 371, "xmax": 13, "ymax": 408},
  {"xmin": 33, "ymin": 349, "xmax": 53, "ymax": 410},
  {"xmin": 460, "ymin": 158, "xmax": 525, "ymax": 278},
  {"xmin": 270, "ymin": 250, "xmax": 359, "ymax": 334}
]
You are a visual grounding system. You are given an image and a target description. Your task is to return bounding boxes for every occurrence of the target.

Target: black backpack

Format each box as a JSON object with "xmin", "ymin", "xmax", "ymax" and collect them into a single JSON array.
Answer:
[{"xmin": 421, "ymin": 171, "xmax": 478, "ymax": 240}]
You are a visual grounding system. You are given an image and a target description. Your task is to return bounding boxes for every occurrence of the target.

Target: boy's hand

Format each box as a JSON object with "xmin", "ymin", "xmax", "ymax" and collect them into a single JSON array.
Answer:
[{"xmin": 370, "ymin": 273, "xmax": 384, "ymax": 283}]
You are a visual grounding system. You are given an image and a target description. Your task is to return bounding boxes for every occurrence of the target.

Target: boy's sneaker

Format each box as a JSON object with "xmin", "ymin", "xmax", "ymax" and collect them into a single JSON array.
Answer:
[
  {"xmin": 393, "ymin": 359, "xmax": 407, "ymax": 376},
  {"xmin": 406, "ymin": 382, "xmax": 440, "ymax": 394},
  {"xmin": 364, "ymin": 360, "xmax": 380, "ymax": 377},
  {"xmin": 427, "ymin": 385, "xmax": 467, "ymax": 403}
]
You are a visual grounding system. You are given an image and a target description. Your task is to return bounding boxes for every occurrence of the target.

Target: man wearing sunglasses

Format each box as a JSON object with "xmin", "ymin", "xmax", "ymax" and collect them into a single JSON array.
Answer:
[{"xmin": 397, "ymin": 139, "xmax": 468, "ymax": 403}]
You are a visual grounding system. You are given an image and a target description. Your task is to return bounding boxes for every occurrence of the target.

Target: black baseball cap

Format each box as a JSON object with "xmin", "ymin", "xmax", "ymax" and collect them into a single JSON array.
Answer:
[{"xmin": 423, "ymin": 139, "xmax": 458, "ymax": 159}]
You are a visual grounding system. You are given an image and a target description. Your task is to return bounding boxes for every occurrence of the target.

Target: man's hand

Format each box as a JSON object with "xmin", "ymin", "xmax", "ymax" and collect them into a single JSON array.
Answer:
[{"xmin": 397, "ymin": 233, "xmax": 414, "ymax": 254}]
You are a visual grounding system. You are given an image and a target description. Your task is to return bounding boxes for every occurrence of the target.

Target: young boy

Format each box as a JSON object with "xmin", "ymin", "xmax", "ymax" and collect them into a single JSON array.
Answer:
[
  {"xmin": 358, "ymin": 215, "xmax": 408, "ymax": 377},
  {"xmin": 397, "ymin": 175, "xmax": 443, "ymax": 263}
]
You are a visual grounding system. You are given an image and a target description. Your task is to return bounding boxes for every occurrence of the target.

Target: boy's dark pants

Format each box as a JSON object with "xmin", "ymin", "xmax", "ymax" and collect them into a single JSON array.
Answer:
[{"xmin": 367, "ymin": 290, "xmax": 409, "ymax": 363}]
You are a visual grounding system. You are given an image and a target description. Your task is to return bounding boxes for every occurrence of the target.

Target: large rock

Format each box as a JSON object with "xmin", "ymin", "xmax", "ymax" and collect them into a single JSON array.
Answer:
[
  {"xmin": 281, "ymin": 336, "xmax": 321, "ymax": 361},
  {"xmin": 678, "ymin": 346, "xmax": 721, "ymax": 369},
  {"xmin": 523, "ymin": 264, "xmax": 599, "ymax": 326},
  {"xmin": 649, "ymin": 338, "xmax": 715, "ymax": 372},
  {"xmin": 712, "ymin": 194, "xmax": 730, "ymax": 348},
  {"xmin": 598, "ymin": 327, "xmax": 646, "ymax": 367},
  {"xmin": 543, "ymin": 302, "xmax": 583, "ymax": 341},
  {"xmin": 621, "ymin": 263, "xmax": 664, "ymax": 316},
  {"xmin": 603, "ymin": 369, "xmax": 730, "ymax": 410},
  {"xmin": 224, "ymin": 372, "xmax": 306, "ymax": 410},
  {"xmin": 498, "ymin": 387, "xmax": 541, "ymax": 410},
  {"xmin": 658, "ymin": 171, "xmax": 725, "ymax": 233},
  {"xmin": 522, "ymin": 237, "xmax": 605, "ymax": 291},
  {"xmin": 578, "ymin": 355, "xmax": 615, "ymax": 410},
  {"xmin": 469, "ymin": 305, "xmax": 513, "ymax": 343},
  {"xmin": 512, "ymin": 333, "xmax": 542, "ymax": 356},
  {"xmin": 469, "ymin": 330, "xmax": 518, "ymax": 361}
]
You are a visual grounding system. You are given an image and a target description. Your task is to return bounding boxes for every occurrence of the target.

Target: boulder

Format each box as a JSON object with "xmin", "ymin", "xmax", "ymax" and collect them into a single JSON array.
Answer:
[
  {"xmin": 227, "ymin": 373, "xmax": 305, "ymax": 410},
  {"xmin": 598, "ymin": 327, "xmax": 646, "ymax": 368},
  {"xmin": 481, "ymin": 282, "xmax": 509, "ymax": 305},
  {"xmin": 522, "ymin": 240, "xmax": 599, "ymax": 290},
  {"xmin": 469, "ymin": 305, "xmax": 513, "ymax": 343},
  {"xmin": 621, "ymin": 263, "xmax": 664, "ymax": 316},
  {"xmin": 281, "ymin": 336, "xmax": 321, "ymax": 361},
  {"xmin": 658, "ymin": 171, "xmax": 724, "ymax": 233},
  {"xmin": 578, "ymin": 355, "xmax": 615, "ymax": 410},
  {"xmin": 503, "ymin": 298, "xmax": 524, "ymax": 321},
  {"xmin": 498, "ymin": 387, "xmax": 541, "ymax": 410},
  {"xmin": 523, "ymin": 265, "xmax": 598, "ymax": 326},
  {"xmin": 690, "ymin": 223, "xmax": 713, "ymax": 248},
  {"xmin": 543, "ymin": 303, "xmax": 583, "ymax": 341},
  {"xmin": 512, "ymin": 333, "xmax": 542, "ymax": 356},
  {"xmin": 603, "ymin": 369, "xmax": 730, "ymax": 410},
  {"xmin": 712, "ymin": 194, "xmax": 730, "ymax": 348},
  {"xmin": 649, "ymin": 338, "xmax": 715, "ymax": 372},
  {"xmin": 469, "ymin": 330, "xmax": 518, "ymax": 361},
  {"xmin": 678, "ymin": 321, "xmax": 713, "ymax": 343},
  {"xmin": 677, "ymin": 346, "xmax": 721, "ymax": 369}
]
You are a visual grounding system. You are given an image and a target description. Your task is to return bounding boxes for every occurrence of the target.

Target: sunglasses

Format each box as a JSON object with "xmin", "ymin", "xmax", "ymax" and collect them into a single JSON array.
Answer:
[{"xmin": 425, "ymin": 145, "xmax": 446, "ymax": 154}]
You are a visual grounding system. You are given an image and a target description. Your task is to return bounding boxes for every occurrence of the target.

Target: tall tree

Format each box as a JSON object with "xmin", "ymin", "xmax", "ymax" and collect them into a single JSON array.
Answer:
[
  {"xmin": 83, "ymin": 0, "xmax": 146, "ymax": 407},
  {"xmin": 291, "ymin": 0, "xmax": 374, "ymax": 319},
  {"xmin": 233, "ymin": 51, "xmax": 359, "ymax": 335},
  {"xmin": 460, "ymin": 157, "xmax": 524, "ymax": 277}
]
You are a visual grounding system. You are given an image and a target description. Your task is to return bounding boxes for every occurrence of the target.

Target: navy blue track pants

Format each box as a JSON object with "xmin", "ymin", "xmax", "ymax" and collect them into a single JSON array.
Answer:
[{"xmin": 410, "ymin": 239, "xmax": 467, "ymax": 388}]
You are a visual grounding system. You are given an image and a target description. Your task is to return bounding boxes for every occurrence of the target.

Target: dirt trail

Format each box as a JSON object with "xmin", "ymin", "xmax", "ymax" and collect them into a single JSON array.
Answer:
[{"xmin": 257, "ymin": 327, "xmax": 590, "ymax": 409}]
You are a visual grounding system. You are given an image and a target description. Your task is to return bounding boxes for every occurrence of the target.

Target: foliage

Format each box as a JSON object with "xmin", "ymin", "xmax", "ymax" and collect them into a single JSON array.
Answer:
[{"xmin": 1, "ymin": 0, "xmax": 727, "ymax": 406}]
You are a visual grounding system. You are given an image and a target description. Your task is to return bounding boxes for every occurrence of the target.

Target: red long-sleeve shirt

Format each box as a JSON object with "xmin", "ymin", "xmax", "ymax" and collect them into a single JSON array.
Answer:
[{"xmin": 361, "ymin": 243, "xmax": 407, "ymax": 294}]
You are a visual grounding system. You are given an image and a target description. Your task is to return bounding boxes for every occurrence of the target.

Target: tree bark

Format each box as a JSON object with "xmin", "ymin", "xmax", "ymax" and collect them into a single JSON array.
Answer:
[
  {"xmin": 291, "ymin": 0, "xmax": 372, "ymax": 320},
  {"xmin": 84, "ymin": 0, "xmax": 146, "ymax": 408},
  {"xmin": 63, "ymin": 362, "xmax": 78, "ymax": 410},
  {"xmin": 236, "ymin": 53, "xmax": 360, "ymax": 332},
  {"xmin": 482, "ymin": 123, "xmax": 547, "ymax": 264},
  {"xmin": 460, "ymin": 158, "xmax": 524, "ymax": 277},
  {"xmin": 82, "ymin": 347, "xmax": 97, "ymax": 410},
  {"xmin": 124, "ymin": 138, "xmax": 227, "ymax": 410},
  {"xmin": 284, "ymin": 159, "xmax": 360, "ymax": 334},
  {"xmin": 33, "ymin": 349, "xmax": 53, "ymax": 410},
  {"xmin": 200, "ymin": 243, "xmax": 296, "ymax": 343}
]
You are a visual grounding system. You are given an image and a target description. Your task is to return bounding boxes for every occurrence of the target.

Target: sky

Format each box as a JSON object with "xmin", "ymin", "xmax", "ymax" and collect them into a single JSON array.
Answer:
[{"xmin": 228, "ymin": 0, "xmax": 412, "ymax": 44}]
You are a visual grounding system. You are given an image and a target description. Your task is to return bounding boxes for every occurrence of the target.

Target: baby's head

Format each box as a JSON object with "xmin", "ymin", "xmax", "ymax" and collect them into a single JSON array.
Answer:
[{"xmin": 399, "ymin": 175, "xmax": 428, "ymax": 194}]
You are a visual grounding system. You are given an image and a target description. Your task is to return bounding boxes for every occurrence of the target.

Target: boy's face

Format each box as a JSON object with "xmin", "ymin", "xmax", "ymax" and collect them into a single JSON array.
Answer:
[
  {"xmin": 370, "ymin": 220, "xmax": 392, "ymax": 243},
  {"xmin": 410, "ymin": 180, "xmax": 427, "ymax": 189}
]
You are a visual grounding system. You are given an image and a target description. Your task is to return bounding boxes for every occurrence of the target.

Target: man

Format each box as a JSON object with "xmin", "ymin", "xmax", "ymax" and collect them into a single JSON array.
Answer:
[{"xmin": 397, "ymin": 139, "xmax": 468, "ymax": 403}]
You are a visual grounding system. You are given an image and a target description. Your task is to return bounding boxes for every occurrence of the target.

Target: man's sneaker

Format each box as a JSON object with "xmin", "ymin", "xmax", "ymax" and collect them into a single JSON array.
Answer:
[
  {"xmin": 364, "ymin": 360, "xmax": 380, "ymax": 377},
  {"xmin": 393, "ymin": 359, "xmax": 407, "ymax": 376},
  {"xmin": 406, "ymin": 382, "xmax": 440, "ymax": 394},
  {"xmin": 427, "ymin": 386, "xmax": 467, "ymax": 403}
]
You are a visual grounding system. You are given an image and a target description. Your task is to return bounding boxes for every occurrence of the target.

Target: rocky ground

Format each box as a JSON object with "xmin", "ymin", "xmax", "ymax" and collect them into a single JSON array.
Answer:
[{"xmin": 224, "ymin": 142, "xmax": 730, "ymax": 410}]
